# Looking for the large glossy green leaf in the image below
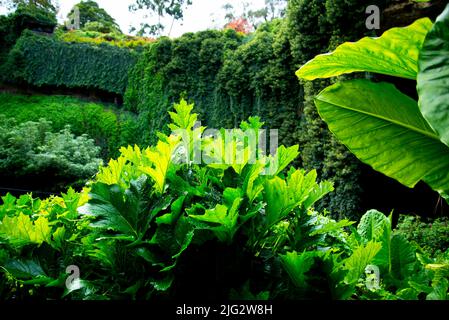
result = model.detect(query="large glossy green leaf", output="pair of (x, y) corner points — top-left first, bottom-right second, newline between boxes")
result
(3, 259), (48, 280)
(418, 4), (449, 146)
(357, 210), (390, 242)
(357, 210), (393, 272)
(297, 18), (433, 80)
(315, 79), (449, 200)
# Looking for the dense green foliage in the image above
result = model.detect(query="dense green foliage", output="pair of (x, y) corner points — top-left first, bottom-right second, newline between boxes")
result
(57, 29), (155, 49)
(1, 103), (448, 300)
(0, 0), (397, 220)
(2, 30), (138, 95)
(0, 116), (102, 192)
(5, 2), (56, 32)
(66, 0), (121, 33)
(396, 216), (449, 257)
(0, 4), (56, 66)
(124, 4), (371, 218)
(124, 28), (243, 141)
(0, 0), (57, 13)
(2, 0), (449, 303)
(0, 93), (140, 159)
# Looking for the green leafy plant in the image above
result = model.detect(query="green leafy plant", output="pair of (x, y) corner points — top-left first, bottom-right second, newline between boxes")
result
(0, 116), (102, 192)
(2, 101), (449, 300)
(0, 92), (140, 159)
(396, 215), (449, 257)
(58, 29), (155, 49)
(296, 4), (449, 203)
(0, 100), (369, 300)
(0, 190), (91, 299)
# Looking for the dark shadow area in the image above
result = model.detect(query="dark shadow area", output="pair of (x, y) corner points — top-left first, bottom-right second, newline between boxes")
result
(359, 164), (449, 226)
(0, 82), (124, 106)
(0, 172), (88, 197)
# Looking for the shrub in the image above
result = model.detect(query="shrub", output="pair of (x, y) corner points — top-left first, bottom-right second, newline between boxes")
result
(9, 4), (57, 34)
(395, 215), (449, 257)
(0, 116), (102, 192)
(57, 29), (155, 50)
(0, 93), (140, 159)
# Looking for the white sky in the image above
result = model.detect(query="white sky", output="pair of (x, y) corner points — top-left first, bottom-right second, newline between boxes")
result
(0, 0), (267, 38)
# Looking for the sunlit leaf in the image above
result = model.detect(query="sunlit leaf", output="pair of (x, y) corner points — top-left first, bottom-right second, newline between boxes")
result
(297, 18), (433, 80)
(315, 79), (449, 200)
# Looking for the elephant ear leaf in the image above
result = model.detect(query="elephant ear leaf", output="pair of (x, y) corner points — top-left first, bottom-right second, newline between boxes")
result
(315, 79), (449, 201)
(357, 210), (389, 242)
(297, 18), (432, 80)
(418, 4), (449, 147)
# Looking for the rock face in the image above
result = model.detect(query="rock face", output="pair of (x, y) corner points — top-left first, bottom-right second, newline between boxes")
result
(381, 0), (447, 31)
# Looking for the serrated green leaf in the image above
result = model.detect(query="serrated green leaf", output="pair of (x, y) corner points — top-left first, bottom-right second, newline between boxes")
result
(242, 163), (265, 203)
(78, 176), (149, 238)
(140, 135), (180, 194)
(264, 177), (288, 226)
(344, 241), (382, 284)
(0, 213), (51, 246)
(168, 99), (197, 131)
(280, 251), (320, 288)
(266, 145), (300, 176)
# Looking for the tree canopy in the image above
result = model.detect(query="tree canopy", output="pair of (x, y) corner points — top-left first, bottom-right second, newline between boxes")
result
(0, 0), (57, 13)
(67, 0), (121, 33)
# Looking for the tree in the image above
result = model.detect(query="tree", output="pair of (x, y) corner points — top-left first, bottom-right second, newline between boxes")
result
(129, 0), (193, 36)
(66, 1), (121, 33)
(223, 3), (235, 23)
(224, 0), (287, 30)
(0, 0), (57, 13)
(265, 0), (287, 20)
